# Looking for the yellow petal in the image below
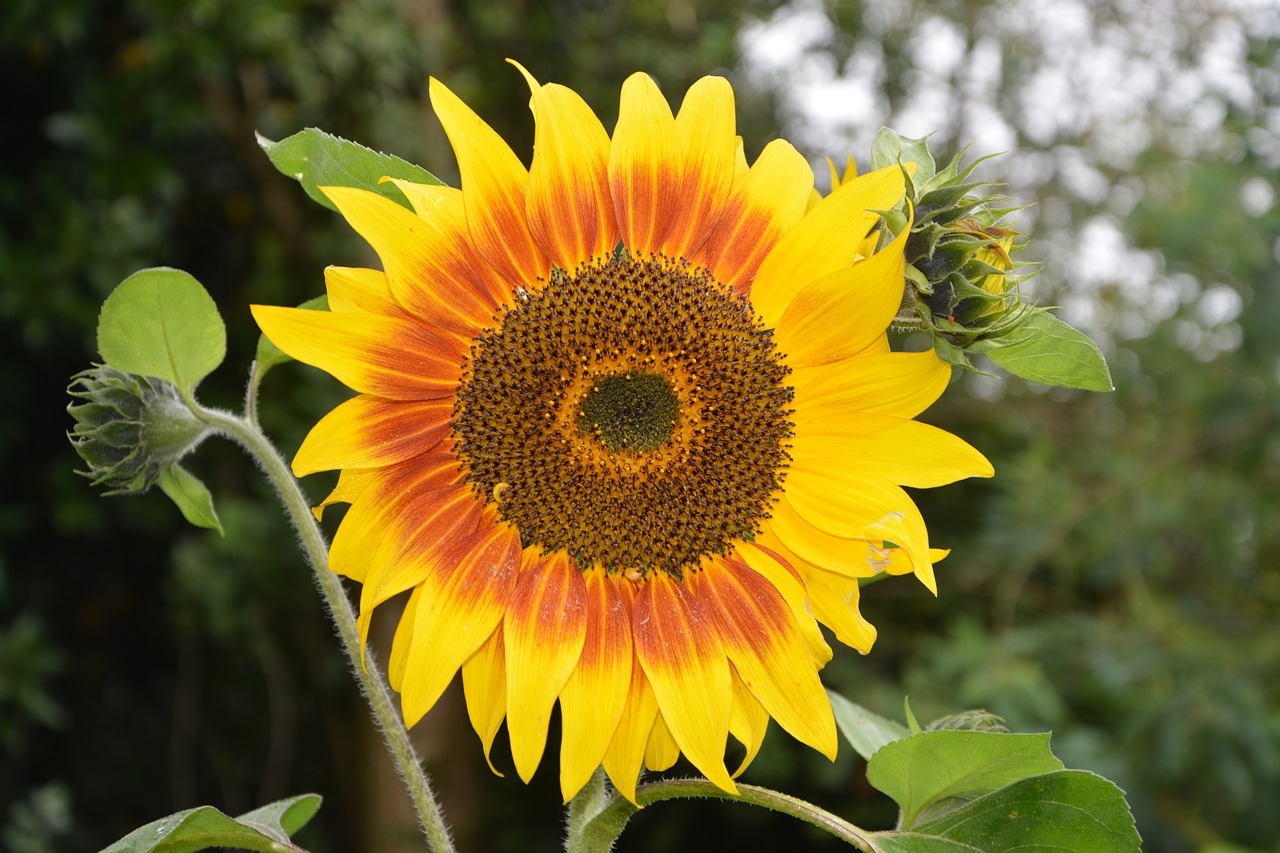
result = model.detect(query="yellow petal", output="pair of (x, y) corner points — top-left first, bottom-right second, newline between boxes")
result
(602, 650), (660, 805)
(633, 573), (736, 794)
(752, 164), (905, 327)
(398, 519), (522, 725)
(763, 500), (888, 579)
(321, 185), (500, 335)
(387, 179), (513, 309)
(250, 305), (464, 401)
(805, 567), (879, 653)
(728, 667), (771, 777)
(609, 72), (680, 254)
(388, 584), (424, 692)
(785, 464), (937, 593)
(504, 551), (588, 782)
(429, 76), (550, 286)
(664, 76), (737, 259)
(735, 541), (832, 666)
(694, 139), (812, 293)
(558, 569), (633, 801)
(644, 713), (680, 772)
(311, 465), (375, 524)
(324, 265), (403, 317)
(352, 483), (482, 645)
(697, 559), (837, 759)
(293, 395), (452, 476)
(790, 350), (952, 423)
(327, 453), (465, 586)
(512, 62), (617, 270)
(792, 412), (994, 488)
(772, 223), (908, 368)
(461, 623), (507, 775)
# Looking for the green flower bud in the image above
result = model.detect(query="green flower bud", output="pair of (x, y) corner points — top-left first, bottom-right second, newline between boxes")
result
(66, 366), (211, 495)
(865, 128), (1038, 367)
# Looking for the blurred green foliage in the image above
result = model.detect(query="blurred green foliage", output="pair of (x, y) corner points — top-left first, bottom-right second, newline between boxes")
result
(3, 0), (1278, 852)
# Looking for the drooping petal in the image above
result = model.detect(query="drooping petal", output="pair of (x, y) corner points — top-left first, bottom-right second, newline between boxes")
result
(504, 551), (589, 783)
(398, 518), (522, 726)
(311, 465), (376, 523)
(696, 559), (837, 759)
(644, 713), (680, 772)
(763, 499), (888, 579)
(728, 667), (771, 777)
(461, 623), (507, 775)
(512, 62), (617, 270)
(293, 396), (452, 476)
(321, 185), (500, 335)
(633, 572), (736, 794)
(609, 72), (680, 254)
(558, 569), (633, 801)
(790, 350), (952, 423)
(388, 584), (424, 692)
(693, 139), (812, 293)
(784, 465), (937, 593)
(251, 305), (464, 400)
(664, 75), (737, 259)
(803, 567), (879, 653)
(602, 650), (660, 805)
(792, 412), (994, 488)
(429, 77), (550, 286)
(772, 223), (909, 368)
(751, 164), (906, 326)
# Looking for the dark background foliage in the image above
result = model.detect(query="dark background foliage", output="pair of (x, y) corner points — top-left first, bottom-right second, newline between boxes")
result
(2, 1), (1277, 851)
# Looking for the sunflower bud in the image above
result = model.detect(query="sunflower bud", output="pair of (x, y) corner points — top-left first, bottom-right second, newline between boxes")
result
(861, 128), (1040, 368)
(66, 365), (211, 495)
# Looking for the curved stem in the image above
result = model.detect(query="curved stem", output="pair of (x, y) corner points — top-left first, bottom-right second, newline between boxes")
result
(581, 777), (880, 852)
(191, 404), (455, 853)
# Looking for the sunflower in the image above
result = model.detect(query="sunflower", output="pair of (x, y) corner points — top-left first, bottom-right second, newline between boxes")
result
(252, 64), (992, 804)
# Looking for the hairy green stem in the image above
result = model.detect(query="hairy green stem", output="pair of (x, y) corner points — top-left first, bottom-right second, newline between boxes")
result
(191, 403), (455, 853)
(580, 777), (879, 852)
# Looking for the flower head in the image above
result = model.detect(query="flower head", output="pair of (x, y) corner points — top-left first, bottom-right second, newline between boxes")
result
(253, 66), (992, 802)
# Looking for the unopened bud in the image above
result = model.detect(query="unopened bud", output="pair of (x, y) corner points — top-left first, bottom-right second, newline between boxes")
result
(66, 366), (211, 495)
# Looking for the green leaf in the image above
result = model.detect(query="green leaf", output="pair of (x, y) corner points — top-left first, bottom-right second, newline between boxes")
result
(828, 691), (911, 761)
(157, 464), (224, 536)
(97, 268), (227, 397)
(236, 794), (323, 839)
(99, 793), (321, 853)
(258, 128), (440, 212)
(867, 730), (1065, 829)
(253, 295), (329, 378)
(985, 310), (1114, 391)
(870, 770), (1141, 853)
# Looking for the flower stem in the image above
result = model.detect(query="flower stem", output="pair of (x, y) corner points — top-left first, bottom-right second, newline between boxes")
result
(579, 777), (880, 852)
(191, 403), (455, 853)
